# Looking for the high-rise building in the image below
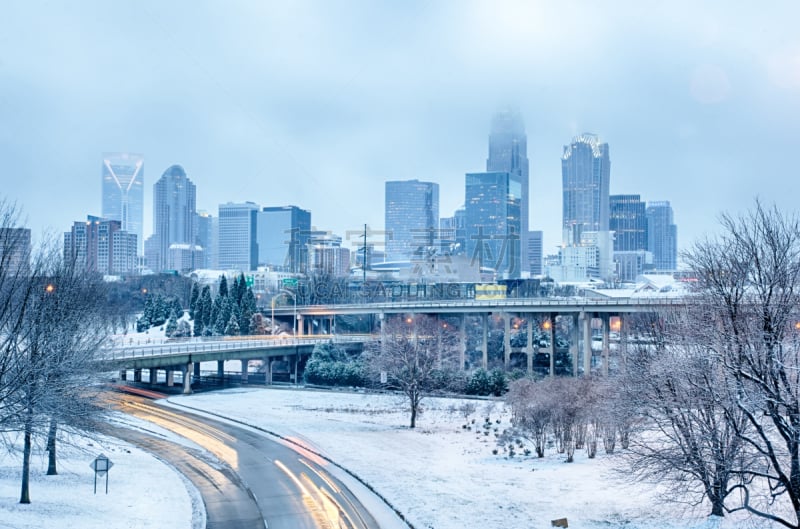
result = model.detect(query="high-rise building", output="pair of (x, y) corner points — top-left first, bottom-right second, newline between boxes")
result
(145, 165), (197, 272)
(610, 194), (647, 252)
(256, 206), (311, 273)
(487, 109), (529, 270)
(308, 231), (351, 277)
(464, 171), (522, 279)
(527, 230), (543, 276)
(195, 210), (217, 269)
(0, 227), (31, 274)
(101, 153), (144, 255)
(562, 134), (610, 245)
(647, 201), (678, 271)
(218, 202), (260, 271)
(64, 216), (137, 275)
(384, 180), (439, 262)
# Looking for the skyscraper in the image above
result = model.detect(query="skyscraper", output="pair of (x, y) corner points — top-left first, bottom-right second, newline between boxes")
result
(609, 194), (647, 251)
(647, 201), (678, 271)
(256, 206), (311, 272)
(487, 109), (529, 270)
(465, 171), (522, 279)
(218, 202), (259, 271)
(527, 230), (543, 276)
(101, 153), (144, 254)
(145, 165), (197, 272)
(384, 180), (439, 262)
(562, 134), (610, 245)
(196, 210), (217, 269)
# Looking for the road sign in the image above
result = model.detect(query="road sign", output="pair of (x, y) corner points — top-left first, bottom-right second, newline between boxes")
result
(282, 278), (298, 288)
(245, 274), (254, 287)
(90, 454), (114, 494)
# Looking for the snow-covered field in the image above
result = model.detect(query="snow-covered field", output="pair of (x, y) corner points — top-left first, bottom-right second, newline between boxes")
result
(0, 430), (203, 529)
(168, 386), (771, 529)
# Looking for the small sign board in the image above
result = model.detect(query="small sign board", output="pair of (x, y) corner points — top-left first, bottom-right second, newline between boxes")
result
(90, 454), (114, 494)
(282, 278), (298, 288)
(380, 371), (388, 384)
(90, 454), (114, 476)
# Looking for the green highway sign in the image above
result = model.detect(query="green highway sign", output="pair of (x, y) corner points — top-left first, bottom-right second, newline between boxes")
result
(282, 278), (298, 288)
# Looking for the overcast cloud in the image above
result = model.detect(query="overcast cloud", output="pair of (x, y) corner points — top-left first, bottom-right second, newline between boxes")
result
(2, 1), (799, 256)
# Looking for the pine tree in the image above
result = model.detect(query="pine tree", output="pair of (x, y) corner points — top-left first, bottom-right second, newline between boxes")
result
(170, 297), (183, 319)
(188, 283), (200, 320)
(199, 286), (213, 330)
(165, 309), (178, 337)
(239, 288), (256, 335)
(219, 274), (229, 298)
(224, 313), (240, 336)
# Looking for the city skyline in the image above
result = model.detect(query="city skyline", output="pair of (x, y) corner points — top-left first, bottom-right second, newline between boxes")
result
(3, 2), (799, 258)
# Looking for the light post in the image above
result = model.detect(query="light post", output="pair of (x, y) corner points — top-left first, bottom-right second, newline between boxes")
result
(271, 289), (297, 336)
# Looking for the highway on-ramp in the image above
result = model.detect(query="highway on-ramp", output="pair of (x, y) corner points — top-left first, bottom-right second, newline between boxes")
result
(103, 390), (386, 529)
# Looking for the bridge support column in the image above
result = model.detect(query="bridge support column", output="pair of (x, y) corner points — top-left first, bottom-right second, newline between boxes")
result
(571, 315), (579, 377)
(296, 314), (303, 336)
(182, 363), (192, 395)
(294, 351), (300, 384)
(119, 370), (127, 381)
(459, 315), (466, 371)
(481, 314), (488, 370)
(503, 314), (511, 370)
(264, 357), (272, 385)
(601, 314), (610, 376)
(149, 368), (157, 384)
(166, 370), (174, 387)
(525, 317), (534, 374)
(548, 313), (556, 377)
(241, 359), (249, 384)
(583, 313), (592, 376)
(134, 369), (142, 383)
(217, 360), (224, 379)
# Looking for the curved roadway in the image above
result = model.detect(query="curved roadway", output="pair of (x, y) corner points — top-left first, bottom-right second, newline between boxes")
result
(104, 391), (385, 529)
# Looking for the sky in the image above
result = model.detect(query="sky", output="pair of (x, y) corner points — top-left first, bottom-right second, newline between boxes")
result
(2, 1), (800, 257)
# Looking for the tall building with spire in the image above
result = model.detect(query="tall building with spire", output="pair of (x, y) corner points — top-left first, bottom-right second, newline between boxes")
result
(486, 109), (530, 272)
(101, 152), (143, 254)
(561, 134), (610, 245)
(144, 165), (198, 272)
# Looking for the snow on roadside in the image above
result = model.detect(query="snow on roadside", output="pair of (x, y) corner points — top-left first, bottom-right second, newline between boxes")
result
(168, 386), (774, 529)
(0, 430), (202, 529)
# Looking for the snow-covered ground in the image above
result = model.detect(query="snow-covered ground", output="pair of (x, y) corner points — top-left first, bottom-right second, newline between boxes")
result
(0, 429), (203, 529)
(169, 386), (772, 529)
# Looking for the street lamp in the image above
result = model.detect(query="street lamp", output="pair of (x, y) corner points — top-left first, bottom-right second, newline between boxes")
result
(271, 289), (297, 336)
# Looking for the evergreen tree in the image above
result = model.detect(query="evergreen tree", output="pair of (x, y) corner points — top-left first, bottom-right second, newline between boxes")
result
(212, 295), (224, 335)
(224, 313), (240, 335)
(188, 283), (200, 320)
(150, 294), (168, 327)
(199, 285), (213, 330)
(165, 309), (178, 337)
(170, 297), (183, 319)
(219, 274), (229, 298)
(175, 320), (191, 338)
(239, 288), (256, 335)
(235, 273), (246, 304)
(143, 295), (154, 322)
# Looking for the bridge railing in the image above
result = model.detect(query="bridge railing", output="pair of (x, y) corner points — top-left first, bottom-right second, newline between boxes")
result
(100, 335), (372, 361)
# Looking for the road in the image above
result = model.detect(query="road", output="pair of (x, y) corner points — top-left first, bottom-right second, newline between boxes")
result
(104, 390), (383, 529)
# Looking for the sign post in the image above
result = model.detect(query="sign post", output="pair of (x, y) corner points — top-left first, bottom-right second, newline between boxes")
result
(90, 454), (114, 494)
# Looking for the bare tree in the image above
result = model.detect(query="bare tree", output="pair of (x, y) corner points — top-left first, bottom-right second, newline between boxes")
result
(0, 215), (111, 504)
(683, 201), (800, 527)
(363, 314), (460, 428)
(506, 378), (554, 458)
(619, 304), (748, 517)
